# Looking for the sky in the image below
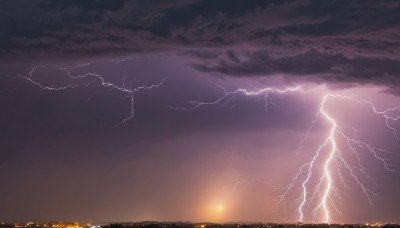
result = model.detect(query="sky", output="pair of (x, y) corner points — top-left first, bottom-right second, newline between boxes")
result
(1, 0), (400, 224)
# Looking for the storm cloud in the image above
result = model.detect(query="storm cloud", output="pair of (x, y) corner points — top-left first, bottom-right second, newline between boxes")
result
(1, 0), (400, 89)
(2, 1), (400, 223)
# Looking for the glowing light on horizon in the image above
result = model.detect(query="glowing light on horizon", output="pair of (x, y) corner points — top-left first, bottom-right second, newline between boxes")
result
(4, 62), (399, 223)
(171, 85), (400, 223)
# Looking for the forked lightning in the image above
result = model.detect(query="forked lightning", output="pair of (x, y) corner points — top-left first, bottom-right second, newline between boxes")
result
(171, 85), (400, 223)
(15, 63), (164, 124)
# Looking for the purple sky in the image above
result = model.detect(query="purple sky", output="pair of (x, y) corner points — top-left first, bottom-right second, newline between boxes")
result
(1, 0), (400, 224)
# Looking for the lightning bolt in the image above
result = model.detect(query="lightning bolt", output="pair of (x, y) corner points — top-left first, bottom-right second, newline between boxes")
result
(171, 85), (400, 223)
(291, 94), (399, 223)
(6, 61), (165, 124)
(168, 85), (303, 111)
(3, 61), (399, 222)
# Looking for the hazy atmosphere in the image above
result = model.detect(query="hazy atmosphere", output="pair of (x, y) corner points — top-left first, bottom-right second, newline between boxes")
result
(1, 0), (400, 225)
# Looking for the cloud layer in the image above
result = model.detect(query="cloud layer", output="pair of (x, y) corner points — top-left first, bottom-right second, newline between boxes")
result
(2, 0), (400, 90)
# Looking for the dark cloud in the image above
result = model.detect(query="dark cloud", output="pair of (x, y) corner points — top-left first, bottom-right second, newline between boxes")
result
(1, 0), (400, 90)
(190, 49), (400, 92)
(39, 0), (128, 11)
(2, 2), (400, 223)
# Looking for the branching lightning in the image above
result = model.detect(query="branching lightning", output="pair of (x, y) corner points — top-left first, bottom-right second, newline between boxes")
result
(3, 61), (399, 223)
(171, 85), (400, 223)
(11, 62), (164, 124)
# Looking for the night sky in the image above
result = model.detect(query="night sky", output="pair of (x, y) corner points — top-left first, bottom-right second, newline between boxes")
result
(1, 0), (400, 224)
